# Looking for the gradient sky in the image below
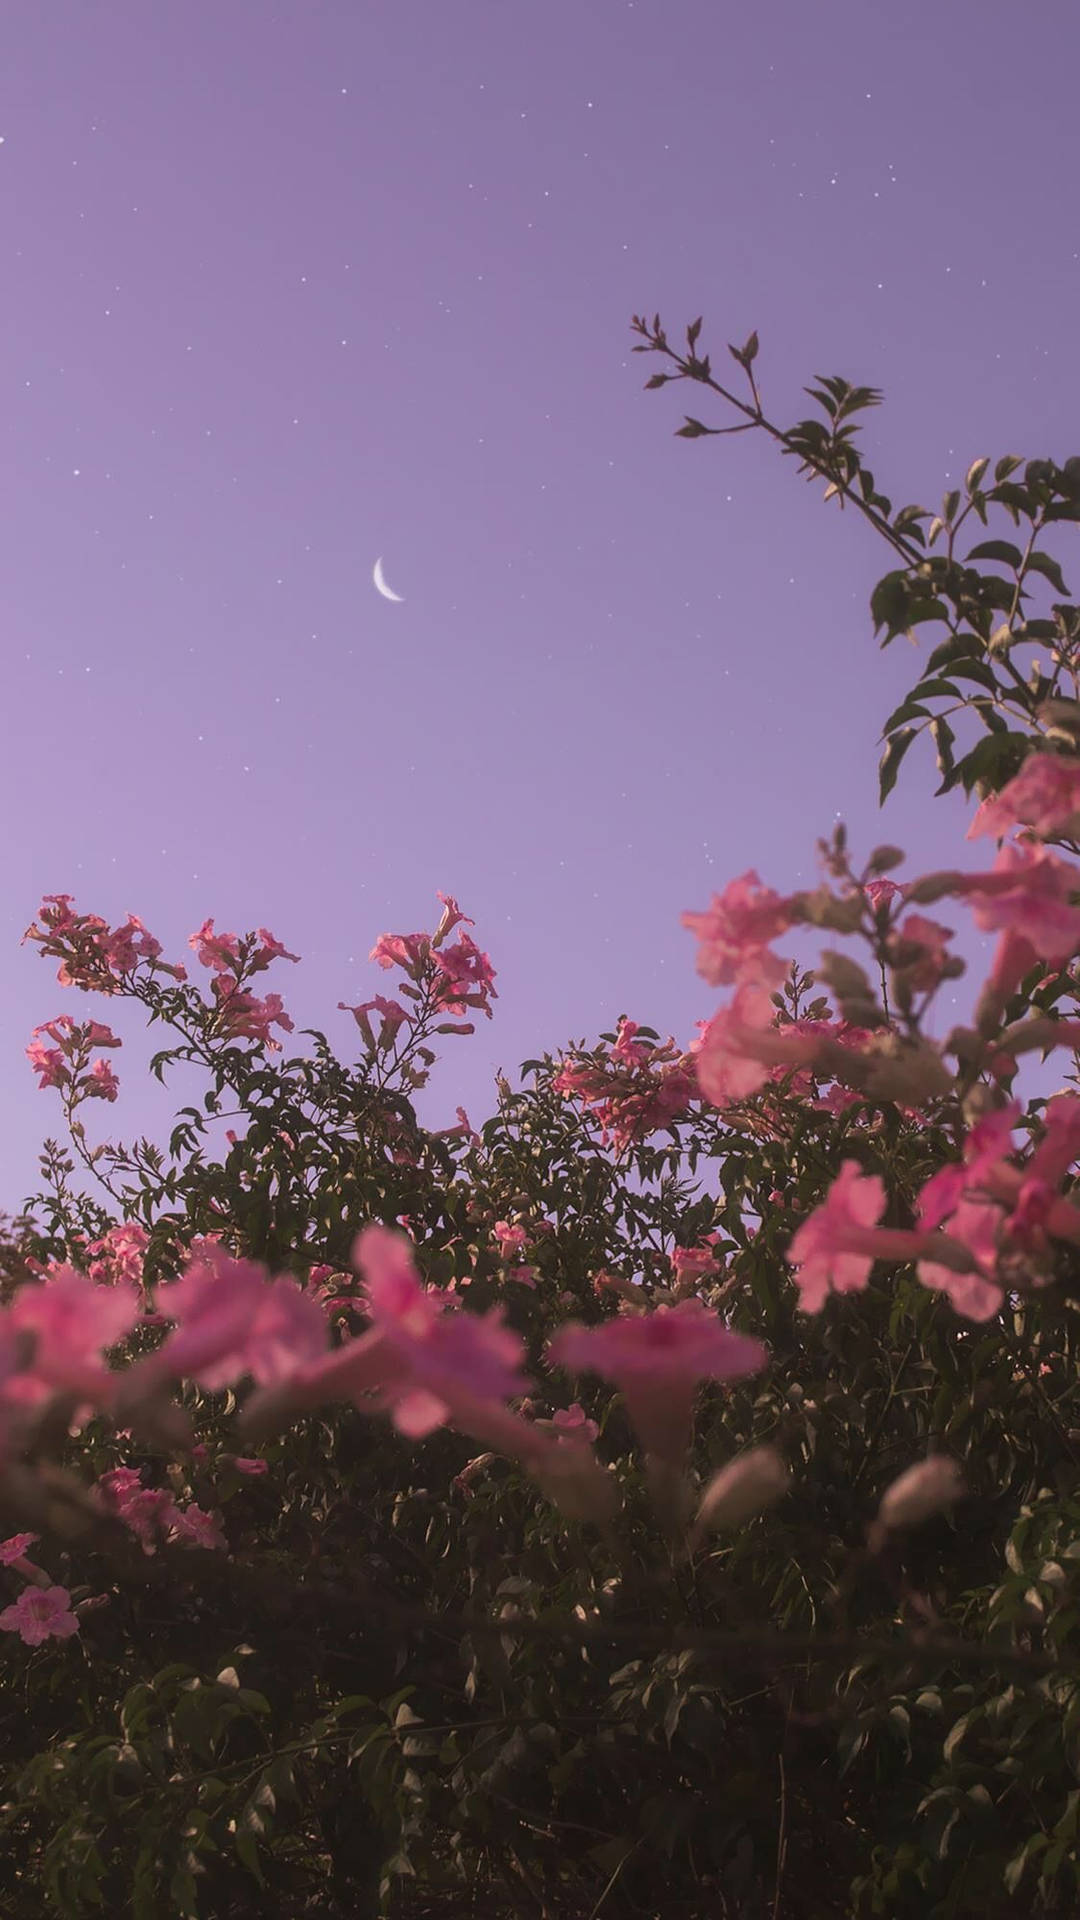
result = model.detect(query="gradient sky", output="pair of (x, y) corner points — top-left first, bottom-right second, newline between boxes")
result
(3, 1), (1079, 1209)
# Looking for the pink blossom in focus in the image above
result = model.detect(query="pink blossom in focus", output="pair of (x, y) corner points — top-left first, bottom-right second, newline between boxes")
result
(611, 1018), (652, 1068)
(338, 996), (410, 1046)
(434, 893), (474, 942)
(968, 752), (1080, 842)
(681, 871), (793, 990)
(549, 1301), (765, 1463)
(431, 933), (498, 1016)
(212, 978), (294, 1050)
(26, 1038), (68, 1091)
(189, 918), (243, 972)
(85, 1058), (119, 1101)
(370, 931), (429, 975)
(249, 928), (300, 972)
(0, 1585), (79, 1646)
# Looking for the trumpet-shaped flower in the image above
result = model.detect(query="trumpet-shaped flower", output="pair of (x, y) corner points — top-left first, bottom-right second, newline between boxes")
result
(549, 1300), (765, 1464)
(0, 1585), (79, 1646)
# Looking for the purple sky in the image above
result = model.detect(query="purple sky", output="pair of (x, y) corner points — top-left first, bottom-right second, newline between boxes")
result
(4, 1), (1079, 1207)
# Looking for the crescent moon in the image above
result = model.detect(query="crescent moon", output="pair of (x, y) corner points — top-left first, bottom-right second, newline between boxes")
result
(373, 557), (405, 603)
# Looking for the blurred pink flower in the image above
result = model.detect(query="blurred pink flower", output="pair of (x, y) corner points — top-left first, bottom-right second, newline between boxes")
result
(787, 1161), (889, 1312)
(917, 1199), (1004, 1320)
(887, 913), (956, 992)
(168, 1503), (226, 1551)
(695, 983), (820, 1108)
(682, 870), (793, 990)
(493, 1221), (528, 1260)
(549, 1300), (765, 1463)
(8, 1266), (140, 1403)
(968, 752), (1080, 842)
(918, 1104), (1020, 1231)
(0, 1532), (40, 1566)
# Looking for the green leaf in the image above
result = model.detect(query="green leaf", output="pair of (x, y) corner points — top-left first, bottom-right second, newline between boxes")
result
(675, 418), (709, 439)
(1026, 550), (1070, 595)
(879, 727), (917, 803)
(931, 715), (956, 789)
(967, 539), (1023, 569)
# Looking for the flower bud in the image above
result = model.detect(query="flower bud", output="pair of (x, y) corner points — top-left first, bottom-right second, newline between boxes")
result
(690, 1446), (790, 1545)
(878, 1457), (964, 1530)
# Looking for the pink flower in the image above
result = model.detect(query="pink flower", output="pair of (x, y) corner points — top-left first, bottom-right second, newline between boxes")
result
(670, 1239), (721, 1286)
(695, 983), (820, 1108)
(917, 1200), (1004, 1321)
(211, 978), (294, 1050)
(1026, 1093), (1080, 1188)
(85, 1221), (150, 1289)
(97, 1466), (143, 1503)
(110, 1487), (177, 1550)
(958, 843), (1080, 1003)
(83, 1022), (121, 1049)
(968, 752), (1080, 842)
(431, 933), (498, 1016)
(0, 1532), (40, 1566)
(143, 1247), (269, 1388)
(242, 1277), (328, 1387)
(370, 931), (429, 975)
(434, 893), (474, 942)
(507, 1265), (539, 1289)
(548, 1301), (765, 1463)
(8, 1266), (141, 1403)
(918, 1104), (1020, 1231)
(264, 1225), (533, 1450)
(0, 1585), (79, 1646)
(189, 918), (243, 972)
(611, 1018), (652, 1068)
(682, 871), (793, 990)
(787, 1162), (889, 1312)
(168, 1503), (226, 1551)
(85, 1058), (119, 1101)
(26, 1038), (68, 1091)
(226, 1455), (268, 1476)
(546, 1403), (600, 1445)
(249, 928), (300, 972)
(493, 1221), (529, 1260)
(864, 878), (905, 911)
(338, 996), (410, 1046)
